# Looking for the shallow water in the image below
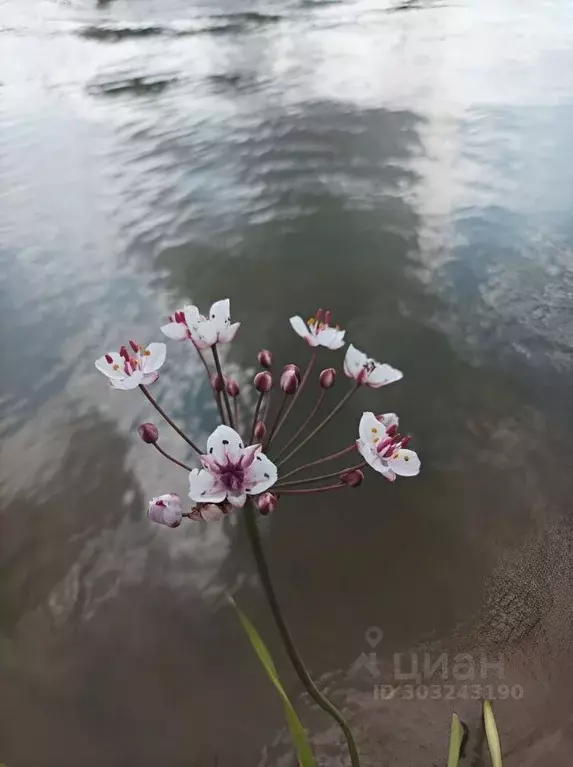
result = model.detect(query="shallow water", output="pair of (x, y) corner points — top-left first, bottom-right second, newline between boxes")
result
(2, 0), (573, 764)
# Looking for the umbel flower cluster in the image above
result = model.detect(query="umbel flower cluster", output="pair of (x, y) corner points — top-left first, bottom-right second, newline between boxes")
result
(96, 300), (420, 527)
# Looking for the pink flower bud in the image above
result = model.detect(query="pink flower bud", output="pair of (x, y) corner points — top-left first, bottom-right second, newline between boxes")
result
(319, 368), (336, 389)
(138, 422), (159, 444)
(226, 379), (240, 398)
(256, 492), (278, 515)
(253, 421), (266, 440)
(254, 371), (273, 393)
(147, 493), (182, 528)
(340, 469), (364, 487)
(210, 373), (225, 392)
(280, 368), (299, 394)
(283, 363), (301, 382)
(257, 349), (273, 369)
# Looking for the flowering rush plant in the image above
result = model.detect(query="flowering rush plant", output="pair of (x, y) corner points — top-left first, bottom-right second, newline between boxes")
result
(96, 299), (420, 766)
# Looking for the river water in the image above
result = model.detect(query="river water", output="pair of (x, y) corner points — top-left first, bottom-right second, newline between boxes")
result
(2, 0), (573, 765)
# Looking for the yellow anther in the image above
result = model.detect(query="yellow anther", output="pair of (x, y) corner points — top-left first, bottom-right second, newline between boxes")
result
(143, 350), (151, 356)
(307, 316), (315, 326)
(371, 427), (378, 434)
(404, 455), (410, 462)
(373, 437), (379, 444)
(112, 364), (120, 370)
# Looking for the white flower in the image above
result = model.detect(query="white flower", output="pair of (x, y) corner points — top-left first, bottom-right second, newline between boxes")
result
(289, 310), (345, 349)
(188, 424), (278, 508)
(343, 344), (402, 388)
(356, 411), (420, 482)
(95, 341), (166, 390)
(161, 298), (240, 349)
(147, 493), (182, 527)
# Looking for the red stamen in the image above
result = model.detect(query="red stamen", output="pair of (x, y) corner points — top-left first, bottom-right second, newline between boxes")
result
(129, 339), (139, 353)
(400, 435), (411, 448)
(119, 346), (129, 361)
(155, 499), (165, 507)
(105, 354), (113, 364)
(315, 308), (323, 324)
(386, 424), (398, 437)
(324, 310), (331, 325)
(376, 437), (393, 453)
(382, 444), (396, 458)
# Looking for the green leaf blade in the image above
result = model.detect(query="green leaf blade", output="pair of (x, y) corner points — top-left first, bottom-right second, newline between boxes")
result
(484, 700), (503, 767)
(230, 597), (316, 767)
(446, 713), (464, 767)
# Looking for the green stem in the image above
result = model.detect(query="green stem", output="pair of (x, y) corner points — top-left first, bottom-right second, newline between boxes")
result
(212, 345), (234, 428)
(243, 502), (361, 767)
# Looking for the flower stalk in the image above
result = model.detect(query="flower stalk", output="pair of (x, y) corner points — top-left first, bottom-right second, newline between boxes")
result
(242, 500), (361, 767)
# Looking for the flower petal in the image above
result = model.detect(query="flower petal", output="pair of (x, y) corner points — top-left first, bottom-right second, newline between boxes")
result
(244, 452), (278, 495)
(227, 491), (247, 508)
(188, 469), (226, 503)
(317, 327), (345, 350)
(239, 443), (262, 470)
(343, 344), (367, 379)
(366, 363), (403, 388)
(387, 449), (421, 477)
(110, 371), (143, 390)
(356, 438), (383, 473)
(142, 342), (166, 373)
(95, 353), (126, 380)
(142, 371), (159, 385)
(289, 316), (312, 342)
(376, 412), (399, 430)
(183, 304), (201, 327)
(218, 322), (240, 344)
(206, 424), (245, 463)
(209, 299), (231, 333)
(161, 321), (188, 341)
(358, 411), (387, 449)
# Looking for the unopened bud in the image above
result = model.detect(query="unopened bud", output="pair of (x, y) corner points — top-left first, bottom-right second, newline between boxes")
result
(253, 421), (266, 440)
(319, 368), (336, 389)
(280, 368), (299, 394)
(147, 493), (182, 528)
(210, 373), (225, 393)
(256, 492), (278, 515)
(226, 379), (240, 398)
(257, 349), (273, 369)
(138, 422), (159, 444)
(340, 469), (364, 487)
(254, 371), (273, 393)
(284, 363), (301, 382)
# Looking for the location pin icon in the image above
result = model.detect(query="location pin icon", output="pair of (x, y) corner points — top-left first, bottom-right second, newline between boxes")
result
(365, 626), (383, 648)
